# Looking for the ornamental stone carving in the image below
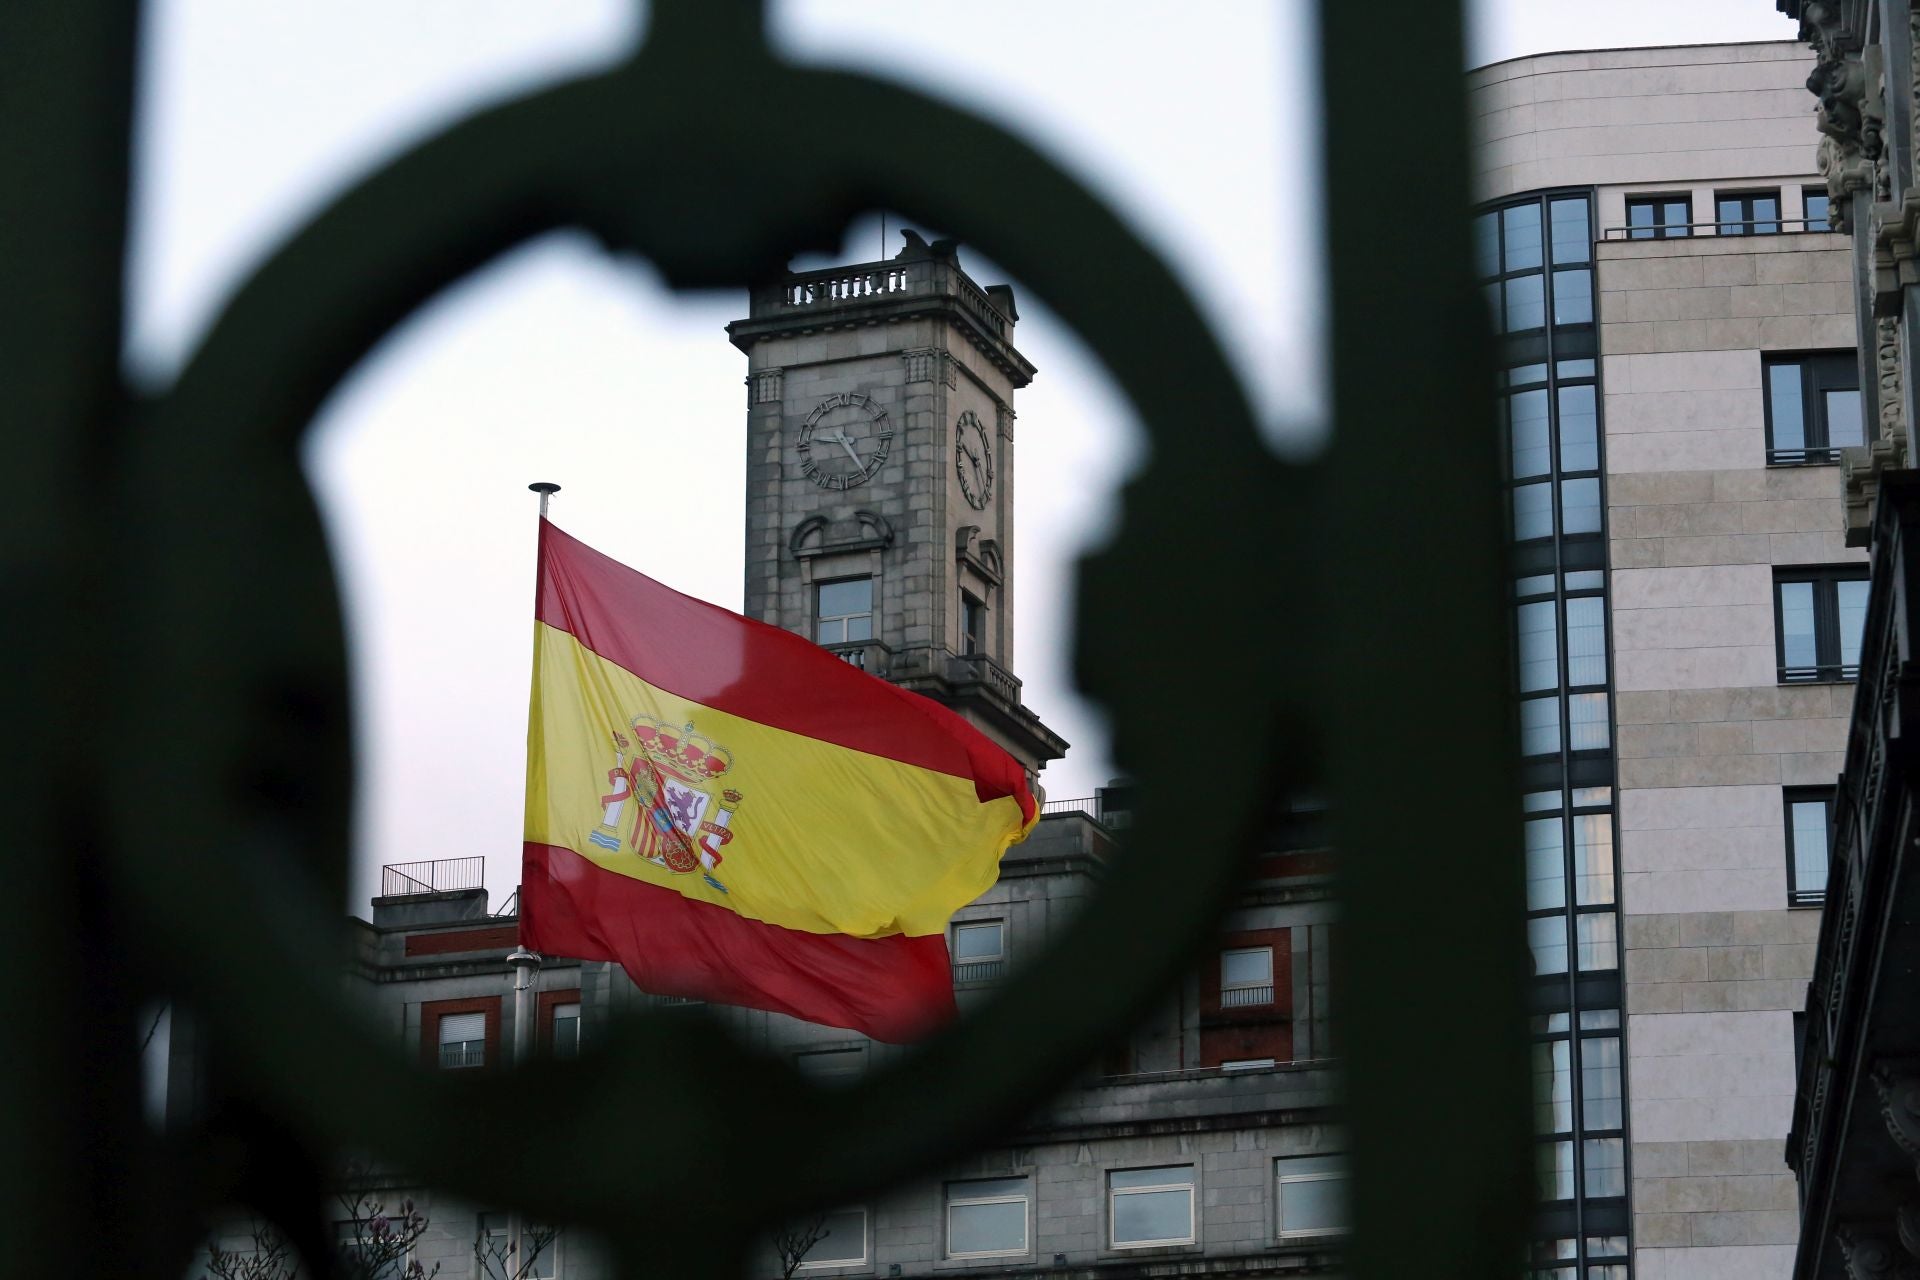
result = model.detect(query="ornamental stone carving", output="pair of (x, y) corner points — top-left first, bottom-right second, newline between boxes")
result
(1843, 316), (1915, 546)
(1803, 1), (1884, 230)
(1899, 1201), (1920, 1262)
(1874, 1066), (1920, 1161)
(1912, 10), (1920, 188)
(1838, 1226), (1920, 1280)
(1879, 315), (1905, 444)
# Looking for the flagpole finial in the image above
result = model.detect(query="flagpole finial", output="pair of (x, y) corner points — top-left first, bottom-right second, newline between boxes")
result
(529, 482), (561, 519)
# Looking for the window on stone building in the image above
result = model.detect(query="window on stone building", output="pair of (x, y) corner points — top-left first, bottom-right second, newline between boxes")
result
(1774, 567), (1870, 682)
(961, 590), (986, 655)
(1220, 946), (1275, 1007)
(478, 1213), (559, 1279)
(951, 920), (1005, 982)
(795, 1208), (867, 1269)
(1715, 188), (1781, 235)
(1803, 187), (1832, 231)
(1785, 786), (1836, 906)
(551, 1002), (580, 1059)
(1275, 1156), (1347, 1239)
(1765, 352), (1863, 464)
(335, 1221), (407, 1280)
(1109, 1166), (1195, 1248)
(814, 577), (873, 644)
(794, 1046), (865, 1085)
(946, 1177), (1029, 1258)
(437, 1011), (485, 1070)
(1624, 195), (1690, 238)
(1536, 1140), (1575, 1201)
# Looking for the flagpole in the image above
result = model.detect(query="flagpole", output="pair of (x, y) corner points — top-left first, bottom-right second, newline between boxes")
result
(515, 476), (557, 1064)
(510, 483), (558, 1275)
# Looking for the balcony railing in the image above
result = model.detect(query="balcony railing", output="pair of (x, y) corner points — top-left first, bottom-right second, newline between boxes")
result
(1598, 216), (1835, 239)
(380, 856), (485, 898)
(1222, 985), (1276, 1009)
(952, 959), (1005, 984)
(824, 639), (891, 675)
(438, 1042), (485, 1070)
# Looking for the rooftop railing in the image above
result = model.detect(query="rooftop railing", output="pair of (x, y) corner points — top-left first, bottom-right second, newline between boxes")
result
(379, 856), (485, 898)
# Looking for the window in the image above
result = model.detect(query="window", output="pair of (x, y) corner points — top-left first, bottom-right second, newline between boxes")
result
(478, 1214), (559, 1280)
(1109, 1166), (1195, 1248)
(1275, 1157), (1347, 1239)
(961, 590), (986, 655)
(796, 1208), (867, 1269)
(1581, 1035), (1623, 1130)
(438, 1011), (485, 1070)
(1774, 567), (1869, 682)
(794, 1047), (865, 1085)
(551, 1002), (580, 1060)
(815, 578), (872, 644)
(1220, 946), (1275, 1007)
(951, 920), (1005, 982)
(1582, 1137), (1625, 1197)
(946, 1177), (1029, 1258)
(1536, 1140), (1575, 1200)
(1476, 198), (1590, 336)
(1804, 186), (1832, 232)
(1625, 195), (1690, 238)
(1785, 786), (1835, 906)
(1715, 189), (1780, 235)
(1766, 352), (1862, 464)
(335, 1222), (406, 1280)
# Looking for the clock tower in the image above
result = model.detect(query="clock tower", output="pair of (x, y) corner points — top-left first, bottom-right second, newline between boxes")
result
(727, 232), (1067, 776)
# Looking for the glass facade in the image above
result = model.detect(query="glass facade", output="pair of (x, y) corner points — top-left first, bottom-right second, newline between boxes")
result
(1477, 190), (1629, 1277)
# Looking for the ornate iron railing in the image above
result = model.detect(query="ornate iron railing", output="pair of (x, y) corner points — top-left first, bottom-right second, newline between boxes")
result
(2, 1), (1525, 1276)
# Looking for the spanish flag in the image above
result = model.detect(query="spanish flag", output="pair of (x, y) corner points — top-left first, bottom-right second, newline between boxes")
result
(521, 520), (1037, 1042)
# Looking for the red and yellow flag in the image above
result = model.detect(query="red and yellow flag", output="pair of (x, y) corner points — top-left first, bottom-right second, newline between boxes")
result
(521, 520), (1037, 1042)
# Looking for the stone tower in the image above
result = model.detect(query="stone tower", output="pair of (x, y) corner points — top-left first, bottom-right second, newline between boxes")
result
(726, 232), (1066, 775)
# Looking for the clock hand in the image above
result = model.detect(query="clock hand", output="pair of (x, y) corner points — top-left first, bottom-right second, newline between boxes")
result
(830, 432), (864, 469)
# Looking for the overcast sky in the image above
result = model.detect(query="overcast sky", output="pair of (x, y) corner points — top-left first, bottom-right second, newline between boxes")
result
(128, 0), (1805, 911)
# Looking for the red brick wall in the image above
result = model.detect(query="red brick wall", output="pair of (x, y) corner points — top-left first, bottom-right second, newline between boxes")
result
(1198, 927), (1292, 1066)
(536, 988), (581, 1053)
(404, 924), (520, 957)
(420, 995), (502, 1071)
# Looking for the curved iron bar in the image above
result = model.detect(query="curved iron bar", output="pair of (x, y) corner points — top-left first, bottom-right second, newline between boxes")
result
(109, 1), (1305, 1273)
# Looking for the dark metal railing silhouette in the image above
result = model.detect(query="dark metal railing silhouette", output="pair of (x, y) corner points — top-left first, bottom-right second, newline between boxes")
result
(0, 1), (1526, 1276)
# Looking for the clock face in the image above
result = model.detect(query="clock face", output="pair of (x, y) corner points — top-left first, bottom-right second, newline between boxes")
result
(955, 409), (994, 509)
(797, 393), (892, 490)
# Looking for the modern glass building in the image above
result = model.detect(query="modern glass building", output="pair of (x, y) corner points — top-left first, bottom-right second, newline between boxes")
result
(1472, 40), (1864, 1280)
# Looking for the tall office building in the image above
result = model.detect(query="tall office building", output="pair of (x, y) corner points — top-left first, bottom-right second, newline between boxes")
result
(1472, 39), (1859, 1280)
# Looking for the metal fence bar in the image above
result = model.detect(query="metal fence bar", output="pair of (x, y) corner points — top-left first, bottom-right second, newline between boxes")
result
(1319, 3), (1530, 1277)
(0, 0), (1536, 1275)
(2, 3), (152, 1276)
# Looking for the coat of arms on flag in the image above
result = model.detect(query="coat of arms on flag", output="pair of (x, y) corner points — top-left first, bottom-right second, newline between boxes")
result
(590, 717), (740, 894)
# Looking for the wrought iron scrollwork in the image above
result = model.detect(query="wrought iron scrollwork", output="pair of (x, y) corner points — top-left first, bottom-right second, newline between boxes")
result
(5, 0), (1525, 1276)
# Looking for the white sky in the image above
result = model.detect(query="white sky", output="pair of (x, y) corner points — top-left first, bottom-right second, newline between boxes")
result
(127, 0), (1803, 911)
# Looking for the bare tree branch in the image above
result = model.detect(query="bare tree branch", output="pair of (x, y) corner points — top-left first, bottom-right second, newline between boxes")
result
(773, 1214), (831, 1280)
